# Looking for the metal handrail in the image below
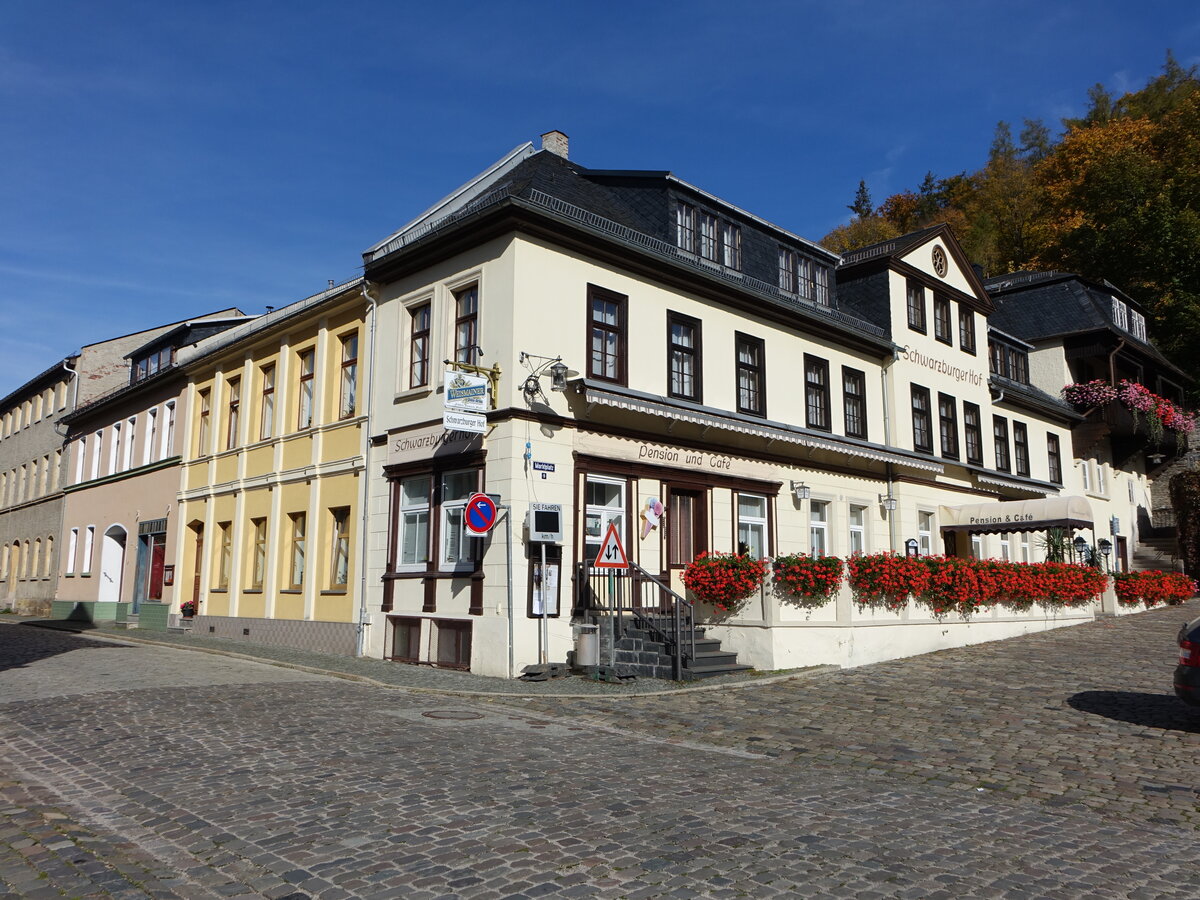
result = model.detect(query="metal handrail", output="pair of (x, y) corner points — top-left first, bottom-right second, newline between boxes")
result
(575, 561), (696, 680)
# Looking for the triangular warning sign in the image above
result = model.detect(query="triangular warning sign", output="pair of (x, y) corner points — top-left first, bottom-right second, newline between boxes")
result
(593, 522), (629, 569)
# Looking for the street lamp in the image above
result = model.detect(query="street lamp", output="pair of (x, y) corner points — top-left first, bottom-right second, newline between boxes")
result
(1073, 535), (1089, 563)
(790, 480), (811, 501)
(878, 492), (897, 511)
(1098, 538), (1112, 573)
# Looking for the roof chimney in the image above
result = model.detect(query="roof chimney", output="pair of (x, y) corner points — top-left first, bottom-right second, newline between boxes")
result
(540, 130), (569, 159)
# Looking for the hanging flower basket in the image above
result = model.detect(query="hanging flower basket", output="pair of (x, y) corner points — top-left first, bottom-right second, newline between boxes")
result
(772, 554), (843, 608)
(681, 552), (767, 614)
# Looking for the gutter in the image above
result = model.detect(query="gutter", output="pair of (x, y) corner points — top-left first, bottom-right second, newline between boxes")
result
(356, 282), (380, 658)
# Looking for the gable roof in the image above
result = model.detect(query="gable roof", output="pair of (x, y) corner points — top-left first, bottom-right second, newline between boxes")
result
(837, 223), (994, 313)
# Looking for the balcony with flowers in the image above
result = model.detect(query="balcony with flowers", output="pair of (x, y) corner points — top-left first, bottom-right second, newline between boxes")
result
(1061, 379), (1196, 464)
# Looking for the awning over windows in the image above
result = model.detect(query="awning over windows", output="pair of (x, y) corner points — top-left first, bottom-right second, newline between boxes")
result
(583, 384), (945, 473)
(938, 496), (1094, 535)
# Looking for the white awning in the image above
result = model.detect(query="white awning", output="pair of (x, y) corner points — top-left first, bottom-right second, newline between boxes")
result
(939, 496), (1094, 535)
(584, 386), (944, 473)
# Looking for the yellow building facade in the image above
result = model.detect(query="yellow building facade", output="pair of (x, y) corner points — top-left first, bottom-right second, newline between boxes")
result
(177, 280), (368, 654)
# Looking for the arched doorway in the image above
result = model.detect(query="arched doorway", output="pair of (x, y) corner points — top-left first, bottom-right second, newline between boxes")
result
(99, 525), (127, 604)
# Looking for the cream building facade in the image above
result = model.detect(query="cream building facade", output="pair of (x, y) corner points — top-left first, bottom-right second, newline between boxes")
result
(357, 134), (1170, 677)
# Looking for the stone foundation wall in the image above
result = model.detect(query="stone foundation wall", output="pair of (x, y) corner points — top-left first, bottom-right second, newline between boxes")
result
(190, 616), (358, 657)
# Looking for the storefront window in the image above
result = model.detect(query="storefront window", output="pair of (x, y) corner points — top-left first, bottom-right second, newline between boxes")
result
(439, 469), (478, 569)
(584, 476), (626, 566)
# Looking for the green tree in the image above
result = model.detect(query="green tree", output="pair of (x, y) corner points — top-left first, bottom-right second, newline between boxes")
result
(848, 180), (874, 217)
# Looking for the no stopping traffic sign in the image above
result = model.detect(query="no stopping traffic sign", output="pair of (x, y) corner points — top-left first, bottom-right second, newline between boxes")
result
(464, 493), (498, 535)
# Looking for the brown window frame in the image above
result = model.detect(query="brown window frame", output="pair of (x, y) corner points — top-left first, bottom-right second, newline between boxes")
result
(804, 355), (830, 432)
(409, 302), (431, 388)
(435, 620), (472, 670)
(338, 331), (358, 420)
(938, 393), (959, 460)
(586, 284), (628, 385)
(387, 615), (423, 662)
(297, 348), (315, 430)
(667, 485), (708, 569)
(225, 376), (240, 450)
(933, 294), (952, 345)
(259, 364), (275, 441)
(911, 385), (933, 453)
(667, 311), (702, 402)
(1013, 421), (1030, 477)
(842, 366), (867, 439)
(329, 506), (351, 589)
(1047, 433), (1063, 484)
(964, 401), (983, 465)
(453, 285), (479, 366)
(906, 279), (926, 333)
(735, 333), (766, 417)
(288, 511), (306, 590)
(249, 516), (267, 590)
(959, 303), (976, 354)
(196, 389), (211, 455)
(993, 416), (1011, 472)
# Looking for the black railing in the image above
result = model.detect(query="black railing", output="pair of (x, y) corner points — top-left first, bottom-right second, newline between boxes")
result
(575, 562), (696, 680)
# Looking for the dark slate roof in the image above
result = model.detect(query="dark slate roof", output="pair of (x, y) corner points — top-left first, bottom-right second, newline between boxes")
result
(838, 225), (943, 267)
(365, 149), (891, 346)
(984, 271), (1182, 375)
(990, 374), (1081, 423)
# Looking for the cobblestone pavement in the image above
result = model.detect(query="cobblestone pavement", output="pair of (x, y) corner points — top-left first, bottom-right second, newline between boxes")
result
(1, 605), (1198, 898)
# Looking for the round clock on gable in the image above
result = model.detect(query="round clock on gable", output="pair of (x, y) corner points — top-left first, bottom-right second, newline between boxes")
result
(932, 245), (948, 278)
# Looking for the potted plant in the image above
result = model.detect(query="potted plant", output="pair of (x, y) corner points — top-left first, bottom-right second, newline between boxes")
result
(846, 553), (930, 612)
(180, 599), (198, 619)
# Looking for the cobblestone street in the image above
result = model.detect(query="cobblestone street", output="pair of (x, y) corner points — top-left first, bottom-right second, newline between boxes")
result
(2, 604), (1198, 898)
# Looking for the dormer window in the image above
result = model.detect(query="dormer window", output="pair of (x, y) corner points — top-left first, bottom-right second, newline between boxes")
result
(778, 248), (797, 293)
(131, 346), (175, 384)
(721, 222), (741, 270)
(676, 203), (696, 254)
(1111, 297), (1129, 331)
(1131, 310), (1147, 341)
(987, 339), (1029, 385)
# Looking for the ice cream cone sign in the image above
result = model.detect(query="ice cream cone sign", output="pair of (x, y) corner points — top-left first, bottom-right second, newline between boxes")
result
(640, 497), (664, 539)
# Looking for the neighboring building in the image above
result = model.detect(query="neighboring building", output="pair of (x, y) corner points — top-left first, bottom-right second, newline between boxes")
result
(0, 320), (219, 615)
(176, 280), (368, 655)
(984, 270), (1193, 571)
(356, 133), (1127, 676)
(56, 313), (251, 625)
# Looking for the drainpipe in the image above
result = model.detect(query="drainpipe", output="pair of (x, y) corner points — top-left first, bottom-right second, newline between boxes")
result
(1108, 338), (1127, 387)
(881, 346), (899, 552)
(51, 358), (79, 439)
(355, 281), (379, 657)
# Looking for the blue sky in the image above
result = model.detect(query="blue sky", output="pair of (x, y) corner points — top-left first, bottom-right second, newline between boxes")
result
(1, 1), (1197, 397)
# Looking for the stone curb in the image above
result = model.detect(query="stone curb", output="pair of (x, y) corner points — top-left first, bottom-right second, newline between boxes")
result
(1, 617), (838, 700)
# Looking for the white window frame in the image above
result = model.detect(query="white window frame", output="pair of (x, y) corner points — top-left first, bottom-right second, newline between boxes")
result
(809, 500), (830, 557)
(918, 510), (935, 556)
(396, 475), (431, 571)
(1095, 461), (1106, 496)
(999, 532), (1011, 561)
(109, 423), (121, 475)
(1131, 310), (1147, 341)
(970, 534), (983, 559)
(82, 525), (95, 574)
(584, 475), (626, 569)
(144, 408), (158, 465)
(123, 416), (136, 471)
(163, 401), (176, 458)
(848, 503), (868, 556)
(1081, 459), (1092, 492)
(1112, 298), (1129, 331)
(439, 468), (479, 572)
(736, 493), (769, 560)
(1021, 533), (1031, 563)
(66, 527), (78, 575)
